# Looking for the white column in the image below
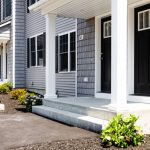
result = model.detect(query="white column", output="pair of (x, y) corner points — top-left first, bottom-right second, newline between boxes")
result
(111, 0), (128, 106)
(44, 13), (57, 99)
(3, 43), (7, 81)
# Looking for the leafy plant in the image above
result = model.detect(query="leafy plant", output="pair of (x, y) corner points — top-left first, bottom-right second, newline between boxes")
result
(25, 95), (42, 112)
(3, 81), (13, 91)
(100, 114), (144, 148)
(10, 89), (27, 100)
(0, 84), (10, 94)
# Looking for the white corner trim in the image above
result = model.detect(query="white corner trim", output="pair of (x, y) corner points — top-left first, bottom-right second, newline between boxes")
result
(12, 0), (16, 88)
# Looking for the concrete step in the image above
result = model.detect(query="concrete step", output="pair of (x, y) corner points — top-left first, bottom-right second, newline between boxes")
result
(43, 99), (116, 120)
(32, 105), (108, 133)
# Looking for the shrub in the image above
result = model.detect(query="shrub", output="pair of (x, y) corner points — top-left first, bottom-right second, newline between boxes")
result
(3, 81), (13, 91)
(10, 89), (27, 100)
(100, 114), (144, 148)
(0, 84), (10, 94)
(25, 95), (42, 112)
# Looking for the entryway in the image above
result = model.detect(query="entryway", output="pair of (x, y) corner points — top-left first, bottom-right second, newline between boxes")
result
(101, 16), (111, 93)
(134, 4), (150, 95)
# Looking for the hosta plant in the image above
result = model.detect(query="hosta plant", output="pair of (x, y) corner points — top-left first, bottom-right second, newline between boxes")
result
(100, 114), (144, 148)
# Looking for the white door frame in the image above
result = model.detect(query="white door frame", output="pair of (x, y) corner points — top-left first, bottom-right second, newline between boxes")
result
(95, 1), (150, 103)
(95, 12), (111, 99)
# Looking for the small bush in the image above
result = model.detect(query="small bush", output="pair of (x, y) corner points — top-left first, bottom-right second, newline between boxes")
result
(25, 95), (42, 112)
(0, 84), (10, 94)
(3, 81), (13, 91)
(10, 89), (27, 100)
(100, 114), (144, 148)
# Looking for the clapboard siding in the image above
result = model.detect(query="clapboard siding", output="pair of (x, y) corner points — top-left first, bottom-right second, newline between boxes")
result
(25, 1), (76, 96)
(14, 0), (26, 88)
(77, 18), (95, 96)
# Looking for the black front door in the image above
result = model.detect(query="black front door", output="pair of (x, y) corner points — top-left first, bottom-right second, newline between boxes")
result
(135, 4), (150, 95)
(101, 16), (111, 93)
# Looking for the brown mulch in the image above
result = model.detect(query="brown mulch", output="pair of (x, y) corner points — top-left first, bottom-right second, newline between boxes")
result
(0, 94), (26, 114)
(11, 136), (150, 150)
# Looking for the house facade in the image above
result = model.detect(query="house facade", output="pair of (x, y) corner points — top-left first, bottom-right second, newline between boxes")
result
(1, 0), (150, 132)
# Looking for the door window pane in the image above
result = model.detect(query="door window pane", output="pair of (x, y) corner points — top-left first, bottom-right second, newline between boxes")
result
(104, 21), (111, 38)
(138, 10), (150, 31)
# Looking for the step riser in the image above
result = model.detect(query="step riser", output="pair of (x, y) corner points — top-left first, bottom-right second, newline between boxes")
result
(32, 106), (102, 133)
(43, 100), (116, 120)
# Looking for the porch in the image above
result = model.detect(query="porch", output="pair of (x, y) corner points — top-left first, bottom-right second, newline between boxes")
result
(30, 0), (150, 133)
(33, 97), (150, 134)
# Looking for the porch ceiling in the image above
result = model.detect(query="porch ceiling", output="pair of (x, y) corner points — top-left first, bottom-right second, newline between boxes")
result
(0, 30), (10, 43)
(30, 0), (146, 19)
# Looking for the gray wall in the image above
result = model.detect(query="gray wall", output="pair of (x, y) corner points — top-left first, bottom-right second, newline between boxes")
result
(77, 18), (95, 96)
(14, 0), (26, 88)
(26, 2), (76, 96)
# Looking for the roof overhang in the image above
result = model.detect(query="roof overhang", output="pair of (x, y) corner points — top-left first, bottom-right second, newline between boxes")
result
(0, 22), (11, 43)
(29, 0), (149, 19)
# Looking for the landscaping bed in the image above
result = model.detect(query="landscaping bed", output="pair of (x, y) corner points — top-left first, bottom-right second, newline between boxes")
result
(11, 135), (150, 150)
(0, 94), (26, 114)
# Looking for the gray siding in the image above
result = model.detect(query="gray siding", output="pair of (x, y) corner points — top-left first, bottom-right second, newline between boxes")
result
(77, 18), (95, 96)
(26, 2), (76, 96)
(14, 0), (26, 88)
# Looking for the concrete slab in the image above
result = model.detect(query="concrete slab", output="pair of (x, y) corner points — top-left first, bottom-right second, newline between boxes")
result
(0, 113), (97, 150)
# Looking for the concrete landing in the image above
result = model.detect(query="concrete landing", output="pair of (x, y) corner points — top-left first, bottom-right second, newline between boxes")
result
(33, 97), (150, 134)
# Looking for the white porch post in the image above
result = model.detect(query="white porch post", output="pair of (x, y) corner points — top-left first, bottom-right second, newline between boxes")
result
(44, 13), (57, 99)
(3, 43), (6, 81)
(111, 0), (128, 106)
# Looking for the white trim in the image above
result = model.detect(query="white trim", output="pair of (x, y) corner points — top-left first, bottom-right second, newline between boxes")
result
(58, 30), (76, 73)
(12, 0), (16, 88)
(138, 9), (150, 31)
(28, 33), (45, 67)
(0, 21), (11, 28)
(103, 20), (111, 39)
(75, 18), (77, 97)
(95, 12), (111, 97)
(28, 32), (44, 39)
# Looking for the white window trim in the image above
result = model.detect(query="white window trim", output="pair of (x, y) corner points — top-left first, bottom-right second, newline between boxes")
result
(138, 9), (150, 31)
(103, 20), (111, 39)
(58, 30), (76, 73)
(29, 32), (45, 68)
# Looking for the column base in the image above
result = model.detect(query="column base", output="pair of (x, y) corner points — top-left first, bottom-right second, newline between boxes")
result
(44, 94), (58, 99)
(107, 103), (128, 112)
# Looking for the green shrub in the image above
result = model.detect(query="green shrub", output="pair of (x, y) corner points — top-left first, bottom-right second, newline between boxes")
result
(10, 89), (27, 100)
(100, 114), (144, 148)
(18, 94), (27, 105)
(0, 84), (10, 94)
(25, 95), (42, 112)
(3, 81), (13, 91)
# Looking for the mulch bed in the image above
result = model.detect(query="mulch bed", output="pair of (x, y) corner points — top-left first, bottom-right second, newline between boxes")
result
(11, 136), (150, 150)
(0, 94), (26, 114)
(0, 94), (149, 150)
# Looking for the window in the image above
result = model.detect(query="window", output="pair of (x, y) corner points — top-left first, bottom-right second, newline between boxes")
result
(57, 31), (76, 72)
(3, 0), (11, 19)
(138, 9), (150, 31)
(27, 33), (46, 68)
(103, 21), (111, 38)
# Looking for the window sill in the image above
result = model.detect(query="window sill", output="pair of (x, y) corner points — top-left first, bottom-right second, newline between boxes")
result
(58, 71), (76, 74)
(28, 66), (45, 69)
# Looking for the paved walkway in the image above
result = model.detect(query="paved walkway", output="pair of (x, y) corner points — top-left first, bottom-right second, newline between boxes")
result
(0, 113), (97, 150)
